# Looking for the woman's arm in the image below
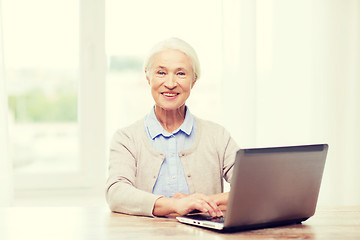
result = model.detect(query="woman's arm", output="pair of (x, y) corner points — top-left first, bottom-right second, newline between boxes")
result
(106, 128), (161, 217)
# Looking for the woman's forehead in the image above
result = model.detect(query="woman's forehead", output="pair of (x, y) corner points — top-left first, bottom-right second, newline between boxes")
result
(151, 49), (193, 69)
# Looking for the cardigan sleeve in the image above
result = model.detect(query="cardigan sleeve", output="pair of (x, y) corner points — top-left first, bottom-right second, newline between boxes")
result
(105, 128), (161, 217)
(194, 118), (239, 187)
(217, 125), (239, 185)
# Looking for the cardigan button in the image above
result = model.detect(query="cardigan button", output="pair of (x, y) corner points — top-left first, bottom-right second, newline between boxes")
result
(187, 174), (191, 178)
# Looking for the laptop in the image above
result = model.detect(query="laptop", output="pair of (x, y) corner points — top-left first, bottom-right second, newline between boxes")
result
(176, 144), (328, 232)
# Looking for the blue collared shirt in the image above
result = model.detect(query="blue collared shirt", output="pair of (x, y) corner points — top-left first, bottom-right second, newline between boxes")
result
(144, 106), (196, 198)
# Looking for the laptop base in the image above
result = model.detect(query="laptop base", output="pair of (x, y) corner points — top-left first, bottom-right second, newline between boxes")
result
(221, 218), (308, 233)
(177, 215), (308, 232)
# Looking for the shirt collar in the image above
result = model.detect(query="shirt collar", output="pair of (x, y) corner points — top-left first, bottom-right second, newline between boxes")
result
(145, 106), (194, 139)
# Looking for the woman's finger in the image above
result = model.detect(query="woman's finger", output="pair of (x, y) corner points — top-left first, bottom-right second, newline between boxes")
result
(194, 199), (220, 218)
(194, 195), (223, 217)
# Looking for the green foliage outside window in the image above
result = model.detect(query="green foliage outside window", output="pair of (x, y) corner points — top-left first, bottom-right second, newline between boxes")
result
(8, 88), (77, 122)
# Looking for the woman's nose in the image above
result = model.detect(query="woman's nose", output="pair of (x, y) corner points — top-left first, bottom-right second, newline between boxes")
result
(164, 75), (177, 89)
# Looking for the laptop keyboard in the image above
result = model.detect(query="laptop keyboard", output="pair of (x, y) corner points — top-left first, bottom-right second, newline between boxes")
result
(209, 216), (225, 223)
(186, 214), (225, 223)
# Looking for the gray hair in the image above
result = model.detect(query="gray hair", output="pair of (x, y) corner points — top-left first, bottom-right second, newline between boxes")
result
(144, 38), (201, 82)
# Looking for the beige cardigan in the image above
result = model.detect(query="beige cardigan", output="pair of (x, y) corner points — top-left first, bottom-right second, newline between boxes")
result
(105, 117), (239, 217)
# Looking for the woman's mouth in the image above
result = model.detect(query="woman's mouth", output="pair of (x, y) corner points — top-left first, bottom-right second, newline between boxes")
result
(162, 92), (179, 97)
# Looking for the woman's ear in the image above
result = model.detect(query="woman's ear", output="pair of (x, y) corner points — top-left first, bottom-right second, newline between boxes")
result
(191, 78), (196, 89)
(145, 70), (151, 85)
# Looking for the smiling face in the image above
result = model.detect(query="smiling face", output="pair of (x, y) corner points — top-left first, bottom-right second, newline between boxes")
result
(146, 49), (195, 112)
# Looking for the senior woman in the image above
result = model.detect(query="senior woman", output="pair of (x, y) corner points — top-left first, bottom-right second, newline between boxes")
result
(106, 38), (239, 217)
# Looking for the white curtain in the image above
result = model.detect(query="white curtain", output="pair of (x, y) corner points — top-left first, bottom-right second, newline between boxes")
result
(0, 0), (12, 207)
(222, 0), (360, 205)
(318, 0), (360, 205)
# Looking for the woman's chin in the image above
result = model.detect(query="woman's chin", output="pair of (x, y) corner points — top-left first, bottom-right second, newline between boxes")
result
(155, 103), (186, 112)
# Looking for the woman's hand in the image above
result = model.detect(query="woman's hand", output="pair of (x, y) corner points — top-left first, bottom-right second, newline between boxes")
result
(172, 192), (230, 211)
(153, 193), (223, 217)
(171, 192), (188, 199)
(173, 193), (223, 217)
(209, 192), (229, 211)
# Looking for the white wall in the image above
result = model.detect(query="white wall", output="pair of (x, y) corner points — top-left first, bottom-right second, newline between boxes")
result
(318, 0), (360, 205)
(223, 0), (360, 205)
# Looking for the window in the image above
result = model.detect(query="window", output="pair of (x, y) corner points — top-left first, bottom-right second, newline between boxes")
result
(3, 0), (79, 182)
(4, 0), (106, 190)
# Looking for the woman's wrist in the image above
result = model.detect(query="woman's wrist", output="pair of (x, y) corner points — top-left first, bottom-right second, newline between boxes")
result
(153, 197), (177, 216)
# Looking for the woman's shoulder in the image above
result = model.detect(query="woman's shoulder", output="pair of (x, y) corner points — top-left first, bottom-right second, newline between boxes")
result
(194, 117), (239, 156)
(195, 117), (231, 139)
(195, 117), (227, 132)
(123, 118), (145, 131)
(111, 118), (145, 141)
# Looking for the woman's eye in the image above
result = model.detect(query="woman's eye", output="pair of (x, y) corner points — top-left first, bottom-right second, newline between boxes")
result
(157, 71), (166, 75)
(177, 72), (185, 76)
